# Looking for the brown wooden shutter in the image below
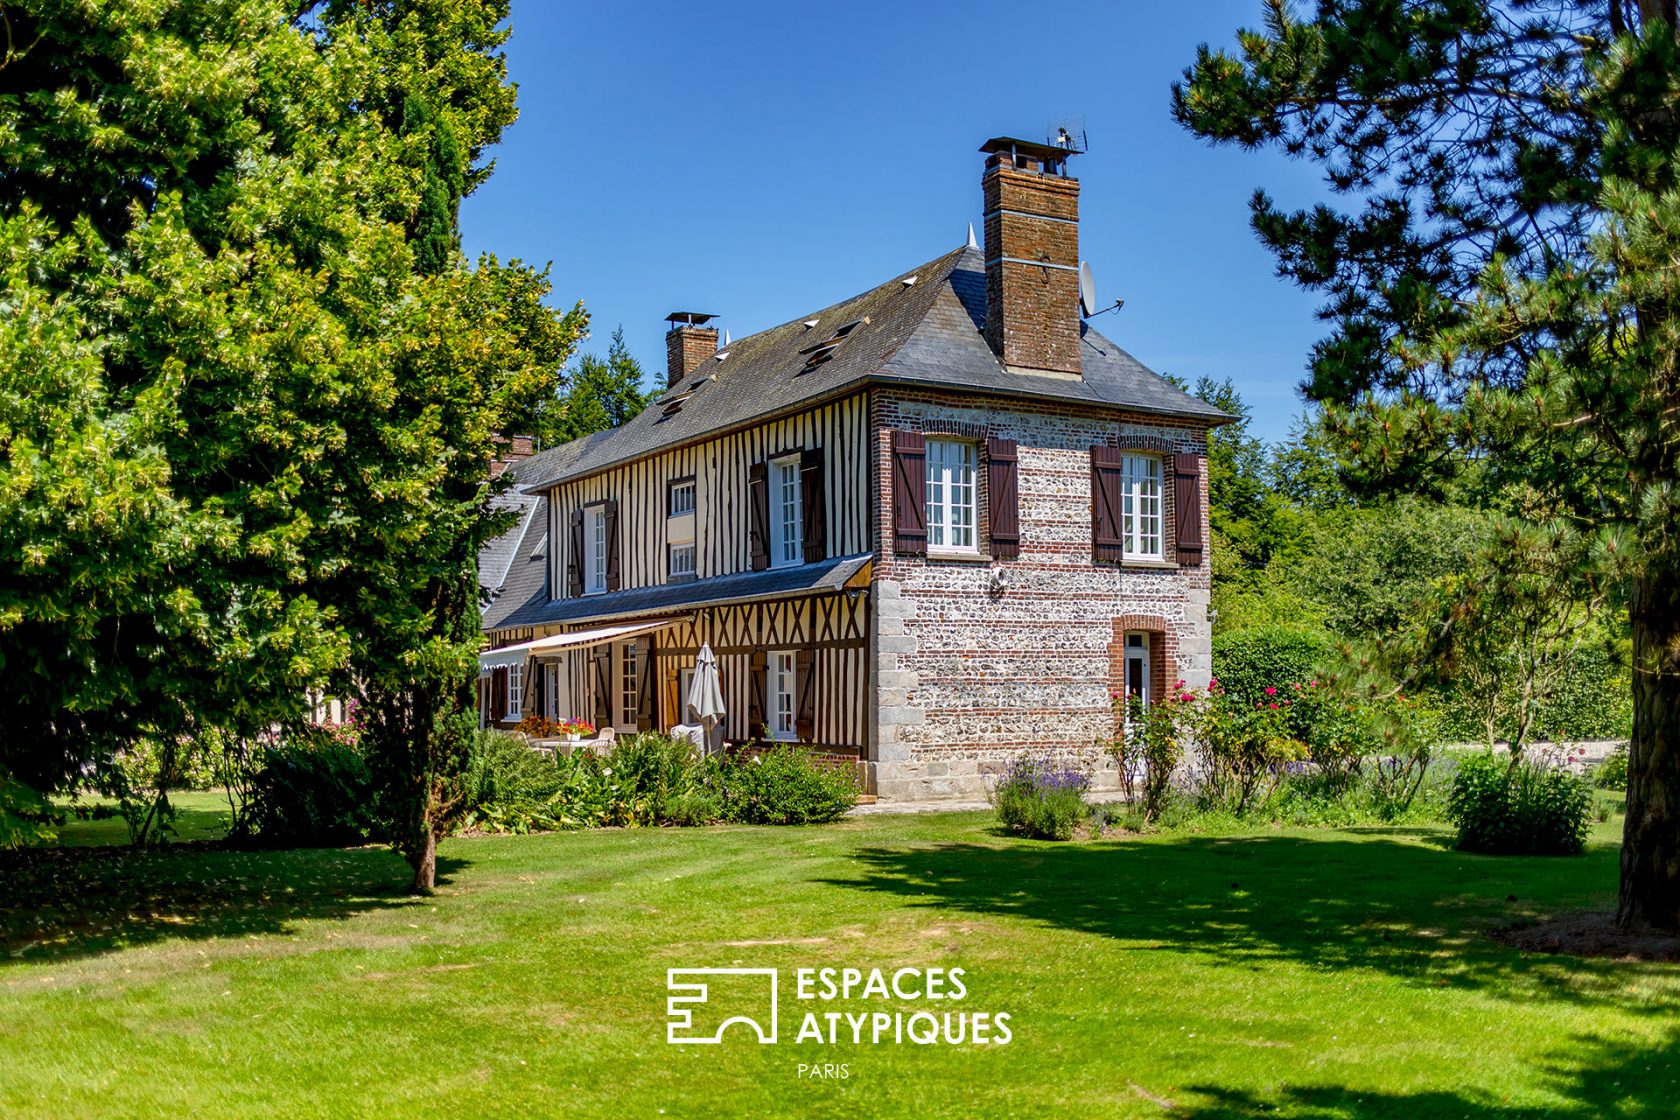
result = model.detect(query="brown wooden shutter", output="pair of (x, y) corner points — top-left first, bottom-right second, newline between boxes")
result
(795, 647), (816, 742)
(748, 462), (770, 571)
(985, 438), (1020, 560)
(1091, 446), (1125, 564)
(746, 650), (767, 739)
(592, 644), (613, 729)
(891, 430), (927, 555)
(603, 499), (621, 591)
(567, 509), (585, 597)
(1173, 452), (1204, 566)
(492, 667), (508, 720)
(635, 636), (658, 731)
(800, 447), (826, 563)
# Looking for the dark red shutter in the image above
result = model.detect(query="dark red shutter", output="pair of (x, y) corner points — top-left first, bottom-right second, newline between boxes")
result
(592, 645), (613, 729)
(492, 667), (508, 720)
(800, 447), (827, 563)
(795, 647), (816, 742)
(1091, 447), (1125, 564)
(985, 438), (1020, 560)
(748, 462), (770, 571)
(567, 509), (584, 597)
(747, 650), (767, 739)
(603, 499), (621, 591)
(891, 430), (927, 555)
(636, 636), (658, 731)
(1173, 452), (1204, 566)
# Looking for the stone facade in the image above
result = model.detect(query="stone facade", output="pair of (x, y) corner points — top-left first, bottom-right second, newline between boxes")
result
(868, 387), (1214, 801)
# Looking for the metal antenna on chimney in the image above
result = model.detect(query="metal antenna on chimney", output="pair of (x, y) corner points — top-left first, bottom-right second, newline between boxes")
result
(1047, 117), (1088, 155)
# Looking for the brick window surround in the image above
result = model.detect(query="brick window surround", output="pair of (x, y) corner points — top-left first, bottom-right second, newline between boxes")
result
(1108, 615), (1177, 731)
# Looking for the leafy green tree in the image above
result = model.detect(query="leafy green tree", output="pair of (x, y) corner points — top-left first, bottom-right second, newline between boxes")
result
(1176, 1), (1680, 928)
(0, 2), (354, 809)
(518, 326), (650, 448)
(0, 2), (581, 884)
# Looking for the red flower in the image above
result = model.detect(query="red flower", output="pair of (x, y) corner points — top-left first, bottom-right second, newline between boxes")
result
(1264, 687), (1278, 696)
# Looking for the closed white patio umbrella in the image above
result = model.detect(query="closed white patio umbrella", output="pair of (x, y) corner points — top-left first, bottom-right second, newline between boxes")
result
(686, 642), (727, 756)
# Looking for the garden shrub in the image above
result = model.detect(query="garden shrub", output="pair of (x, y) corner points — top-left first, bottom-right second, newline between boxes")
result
(246, 725), (376, 846)
(1595, 745), (1629, 791)
(1446, 751), (1592, 855)
(990, 756), (1089, 840)
(463, 730), (565, 831)
(718, 745), (859, 825)
(1193, 690), (1304, 815)
(1109, 691), (1187, 820)
(1211, 627), (1333, 706)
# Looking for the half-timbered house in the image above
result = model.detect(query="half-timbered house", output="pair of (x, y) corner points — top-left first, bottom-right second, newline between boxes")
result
(479, 136), (1229, 800)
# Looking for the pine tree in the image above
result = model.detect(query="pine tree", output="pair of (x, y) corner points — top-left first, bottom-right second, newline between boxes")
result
(1176, 0), (1680, 929)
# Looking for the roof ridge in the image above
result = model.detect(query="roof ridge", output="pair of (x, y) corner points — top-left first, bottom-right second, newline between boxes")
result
(712, 244), (970, 361)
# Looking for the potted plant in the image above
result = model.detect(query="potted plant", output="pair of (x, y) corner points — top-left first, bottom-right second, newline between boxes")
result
(559, 718), (595, 744)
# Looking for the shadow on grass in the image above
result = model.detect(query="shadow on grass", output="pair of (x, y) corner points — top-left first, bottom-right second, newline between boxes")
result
(0, 842), (468, 966)
(827, 830), (1680, 1013)
(1180, 1026), (1680, 1118)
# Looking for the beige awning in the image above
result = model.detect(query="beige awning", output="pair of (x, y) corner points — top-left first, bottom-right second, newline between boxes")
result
(478, 616), (684, 674)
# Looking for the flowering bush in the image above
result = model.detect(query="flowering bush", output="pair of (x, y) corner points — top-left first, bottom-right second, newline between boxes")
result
(990, 755), (1090, 840)
(1193, 686), (1305, 815)
(1109, 683), (1194, 820)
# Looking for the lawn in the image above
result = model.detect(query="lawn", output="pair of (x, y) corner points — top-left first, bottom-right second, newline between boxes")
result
(1, 804), (1675, 1119)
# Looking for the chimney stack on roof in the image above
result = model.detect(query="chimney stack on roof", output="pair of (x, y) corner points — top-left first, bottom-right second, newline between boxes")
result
(665, 312), (719, 388)
(980, 137), (1082, 379)
(489, 433), (536, 480)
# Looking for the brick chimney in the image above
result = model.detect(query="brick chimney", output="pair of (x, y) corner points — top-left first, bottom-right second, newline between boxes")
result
(980, 137), (1082, 378)
(489, 433), (535, 479)
(665, 312), (719, 388)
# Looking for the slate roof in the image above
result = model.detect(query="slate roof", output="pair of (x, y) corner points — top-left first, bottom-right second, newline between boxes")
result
(479, 490), (548, 632)
(478, 491), (541, 597)
(492, 553), (873, 632)
(519, 245), (1229, 492)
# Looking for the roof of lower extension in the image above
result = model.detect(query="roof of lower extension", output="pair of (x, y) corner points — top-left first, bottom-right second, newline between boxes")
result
(480, 489), (549, 632)
(519, 245), (1231, 492)
(493, 554), (873, 633)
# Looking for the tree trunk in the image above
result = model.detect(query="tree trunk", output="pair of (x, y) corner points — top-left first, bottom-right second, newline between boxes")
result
(411, 825), (437, 895)
(1618, 572), (1680, 931)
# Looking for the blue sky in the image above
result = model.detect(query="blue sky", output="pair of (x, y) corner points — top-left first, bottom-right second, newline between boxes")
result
(460, 1), (1333, 445)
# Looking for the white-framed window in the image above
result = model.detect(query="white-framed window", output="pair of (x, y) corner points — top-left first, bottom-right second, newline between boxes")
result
(668, 478), (697, 516)
(925, 437), (977, 552)
(584, 505), (607, 594)
(669, 542), (696, 579)
(770, 650), (797, 740)
(620, 641), (639, 730)
(770, 456), (803, 568)
(506, 663), (523, 720)
(1121, 454), (1163, 560)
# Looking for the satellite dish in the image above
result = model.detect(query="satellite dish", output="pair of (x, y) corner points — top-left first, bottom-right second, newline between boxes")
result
(1078, 261), (1097, 318)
